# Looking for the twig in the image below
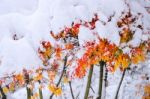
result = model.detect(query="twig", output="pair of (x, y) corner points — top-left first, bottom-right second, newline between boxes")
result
(76, 92), (80, 99)
(49, 56), (67, 99)
(69, 81), (75, 99)
(90, 86), (95, 93)
(115, 69), (126, 99)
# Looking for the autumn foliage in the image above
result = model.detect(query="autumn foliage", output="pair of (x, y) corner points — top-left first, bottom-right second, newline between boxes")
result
(0, 12), (149, 99)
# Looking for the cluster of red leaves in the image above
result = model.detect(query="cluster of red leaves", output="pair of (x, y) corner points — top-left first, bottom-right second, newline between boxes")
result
(50, 23), (80, 40)
(117, 12), (137, 43)
(38, 41), (52, 66)
(50, 14), (99, 40)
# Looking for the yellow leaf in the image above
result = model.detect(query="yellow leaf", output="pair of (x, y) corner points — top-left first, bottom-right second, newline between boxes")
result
(131, 54), (145, 64)
(144, 85), (150, 94)
(44, 48), (52, 59)
(114, 59), (120, 71)
(3, 87), (9, 94)
(33, 92), (39, 98)
(9, 82), (15, 91)
(48, 85), (62, 96)
(31, 96), (35, 99)
(63, 76), (69, 83)
(34, 73), (43, 81)
(121, 54), (130, 70)
(48, 85), (55, 93)
(120, 28), (133, 43)
(54, 87), (62, 96)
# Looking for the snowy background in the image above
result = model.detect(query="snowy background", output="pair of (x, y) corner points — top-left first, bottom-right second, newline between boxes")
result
(0, 0), (149, 99)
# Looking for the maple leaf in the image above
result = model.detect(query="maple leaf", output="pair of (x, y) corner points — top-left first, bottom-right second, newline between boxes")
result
(131, 54), (145, 64)
(42, 41), (51, 49)
(3, 87), (9, 94)
(55, 47), (62, 58)
(120, 28), (133, 43)
(63, 76), (69, 83)
(131, 48), (146, 64)
(75, 65), (86, 78)
(144, 84), (150, 94)
(54, 88), (62, 96)
(48, 71), (56, 81)
(34, 73), (43, 81)
(14, 74), (25, 85)
(121, 54), (130, 70)
(117, 20), (124, 28)
(9, 82), (15, 92)
(48, 85), (62, 96)
(70, 25), (80, 37)
(114, 54), (130, 71)
(75, 58), (88, 78)
(65, 43), (74, 49)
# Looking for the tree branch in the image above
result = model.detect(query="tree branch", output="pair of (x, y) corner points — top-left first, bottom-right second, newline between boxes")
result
(49, 56), (67, 99)
(69, 81), (75, 99)
(115, 69), (126, 99)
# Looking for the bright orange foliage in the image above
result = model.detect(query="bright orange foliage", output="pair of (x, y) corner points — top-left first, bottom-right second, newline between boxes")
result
(131, 43), (147, 64)
(14, 74), (24, 85)
(65, 43), (74, 49)
(114, 54), (131, 72)
(75, 35), (148, 77)
(143, 84), (150, 99)
(75, 38), (122, 78)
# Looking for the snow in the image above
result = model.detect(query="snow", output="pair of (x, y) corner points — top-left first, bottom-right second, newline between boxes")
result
(0, 37), (42, 76)
(0, 0), (149, 99)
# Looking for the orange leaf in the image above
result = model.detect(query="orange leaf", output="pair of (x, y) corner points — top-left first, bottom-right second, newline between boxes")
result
(65, 43), (74, 49)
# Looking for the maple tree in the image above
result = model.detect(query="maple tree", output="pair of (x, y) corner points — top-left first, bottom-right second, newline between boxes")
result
(0, 11), (149, 99)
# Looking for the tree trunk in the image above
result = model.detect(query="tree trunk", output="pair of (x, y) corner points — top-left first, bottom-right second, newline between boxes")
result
(84, 65), (94, 99)
(98, 61), (105, 99)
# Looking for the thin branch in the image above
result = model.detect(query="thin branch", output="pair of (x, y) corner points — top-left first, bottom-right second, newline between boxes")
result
(69, 81), (75, 99)
(115, 69), (126, 99)
(49, 56), (67, 99)
(76, 92), (80, 99)
(90, 86), (95, 93)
